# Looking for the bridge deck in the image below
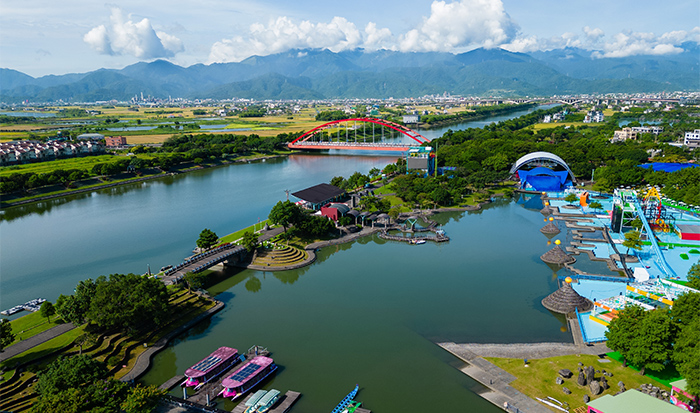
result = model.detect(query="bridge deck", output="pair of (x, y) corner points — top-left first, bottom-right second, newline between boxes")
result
(289, 142), (413, 151)
(161, 244), (246, 284)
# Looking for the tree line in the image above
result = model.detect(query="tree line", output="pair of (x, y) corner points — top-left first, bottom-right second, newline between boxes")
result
(605, 263), (700, 403)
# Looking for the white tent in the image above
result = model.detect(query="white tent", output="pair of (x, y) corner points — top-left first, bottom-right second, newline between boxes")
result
(633, 267), (650, 283)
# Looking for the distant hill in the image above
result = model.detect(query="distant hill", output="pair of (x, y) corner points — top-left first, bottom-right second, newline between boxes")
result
(1, 46), (698, 102)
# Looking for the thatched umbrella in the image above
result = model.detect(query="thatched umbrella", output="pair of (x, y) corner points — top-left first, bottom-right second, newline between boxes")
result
(540, 222), (561, 235)
(542, 277), (593, 314)
(540, 245), (576, 265)
(540, 205), (553, 216)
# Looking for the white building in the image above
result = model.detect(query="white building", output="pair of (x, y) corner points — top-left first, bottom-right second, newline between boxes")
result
(612, 128), (638, 143)
(631, 126), (663, 135)
(684, 129), (700, 149)
(402, 114), (420, 124)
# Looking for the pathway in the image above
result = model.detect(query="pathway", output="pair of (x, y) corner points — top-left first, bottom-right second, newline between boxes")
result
(0, 322), (76, 362)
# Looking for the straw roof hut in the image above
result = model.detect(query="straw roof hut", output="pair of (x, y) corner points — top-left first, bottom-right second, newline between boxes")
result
(540, 222), (561, 235)
(542, 279), (593, 314)
(540, 245), (576, 265)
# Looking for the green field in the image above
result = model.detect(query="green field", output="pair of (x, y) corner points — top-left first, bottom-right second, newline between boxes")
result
(487, 353), (677, 412)
(0, 155), (121, 177)
(8, 311), (65, 345)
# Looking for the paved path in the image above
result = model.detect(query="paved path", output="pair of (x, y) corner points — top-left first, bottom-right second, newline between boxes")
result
(120, 298), (225, 382)
(0, 322), (76, 362)
(439, 342), (611, 360)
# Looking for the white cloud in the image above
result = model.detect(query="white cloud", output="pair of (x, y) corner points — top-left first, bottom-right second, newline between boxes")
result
(592, 30), (690, 58)
(398, 0), (517, 52)
(209, 0), (517, 62)
(209, 16), (366, 62)
(503, 26), (698, 57)
(84, 8), (183, 59)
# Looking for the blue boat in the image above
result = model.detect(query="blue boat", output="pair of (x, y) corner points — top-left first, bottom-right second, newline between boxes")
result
(331, 385), (359, 413)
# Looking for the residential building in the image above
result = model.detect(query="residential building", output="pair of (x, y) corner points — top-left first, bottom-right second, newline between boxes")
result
(631, 126), (663, 135)
(611, 128), (638, 142)
(105, 136), (128, 147)
(402, 114), (420, 124)
(684, 129), (700, 149)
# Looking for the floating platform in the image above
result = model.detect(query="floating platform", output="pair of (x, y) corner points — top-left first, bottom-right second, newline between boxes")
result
(230, 390), (301, 413)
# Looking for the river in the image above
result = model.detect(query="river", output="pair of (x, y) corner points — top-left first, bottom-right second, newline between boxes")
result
(0, 105), (565, 412)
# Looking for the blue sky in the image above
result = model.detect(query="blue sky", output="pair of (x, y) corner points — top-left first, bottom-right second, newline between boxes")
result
(1, 0), (698, 77)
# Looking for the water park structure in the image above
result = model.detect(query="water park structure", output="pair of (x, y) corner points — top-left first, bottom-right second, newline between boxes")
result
(510, 151), (576, 192)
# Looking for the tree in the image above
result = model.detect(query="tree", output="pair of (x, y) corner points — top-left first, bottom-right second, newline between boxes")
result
(241, 231), (259, 253)
(671, 292), (700, 327)
(589, 201), (603, 212)
(605, 305), (645, 367)
(75, 332), (99, 356)
(35, 355), (109, 396)
(196, 228), (218, 250)
(268, 200), (302, 233)
(55, 279), (96, 325)
(0, 319), (15, 351)
(121, 385), (167, 413)
(688, 261), (700, 290)
(564, 193), (578, 205)
(40, 301), (56, 322)
(627, 308), (677, 375)
(88, 273), (169, 333)
(622, 230), (643, 255)
(183, 271), (206, 293)
(673, 317), (700, 399)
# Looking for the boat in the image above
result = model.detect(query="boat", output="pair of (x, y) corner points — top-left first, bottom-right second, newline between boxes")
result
(331, 385), (359, 413)
(243, 389), (269, 413)
(1, 298), (46, 316)
(414, 239), (426, 245)
(341, 401), (362, 413)
(181, 346), (242, 390)
(256, 389), (281, 413)
(219, 355), (277, 400)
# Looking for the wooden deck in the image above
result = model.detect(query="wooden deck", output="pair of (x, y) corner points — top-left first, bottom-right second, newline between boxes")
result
(159, 375), (185, 391)
(230, 390), (301, 413)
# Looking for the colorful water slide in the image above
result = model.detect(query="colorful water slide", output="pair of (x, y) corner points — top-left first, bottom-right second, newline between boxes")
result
(631, 197), (677, 278)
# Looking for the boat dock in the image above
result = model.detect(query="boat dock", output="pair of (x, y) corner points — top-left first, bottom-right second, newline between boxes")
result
(231, 390), (301, 413)
(159, 375), (185, 391)
(168, 346), (271, 407)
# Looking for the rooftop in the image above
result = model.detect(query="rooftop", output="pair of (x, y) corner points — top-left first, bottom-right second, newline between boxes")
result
(292, 183), (345, 204)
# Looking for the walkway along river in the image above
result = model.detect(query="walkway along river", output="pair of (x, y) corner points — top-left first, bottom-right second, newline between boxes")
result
(1, 105), (562, 412)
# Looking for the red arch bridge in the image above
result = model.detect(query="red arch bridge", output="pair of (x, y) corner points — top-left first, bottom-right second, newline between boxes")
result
(288, 118), (431, 152)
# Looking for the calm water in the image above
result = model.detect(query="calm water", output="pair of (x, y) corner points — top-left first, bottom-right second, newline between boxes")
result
(0, 154), (397, 310)
(0, 106), (570, 412)
(140, 199), (571, 412)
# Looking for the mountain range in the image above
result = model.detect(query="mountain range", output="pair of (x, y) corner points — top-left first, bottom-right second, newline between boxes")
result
(1, 45), (698, 103)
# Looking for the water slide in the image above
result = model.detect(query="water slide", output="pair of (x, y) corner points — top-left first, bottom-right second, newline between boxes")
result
(631, 197), (677, 278)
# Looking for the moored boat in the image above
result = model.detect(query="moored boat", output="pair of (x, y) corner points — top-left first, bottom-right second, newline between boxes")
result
(243, 389), (269, 413)
(256, 389), (281, 413)
(219, 355), (277, 400)
(341, 401), (362, 413)
(331, 385), (359, 413)
(182, 346), (241, 390)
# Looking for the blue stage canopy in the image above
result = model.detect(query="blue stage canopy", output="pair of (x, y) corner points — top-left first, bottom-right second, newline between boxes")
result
(637, 163), (699, 173)
(518, 167), (571, 191)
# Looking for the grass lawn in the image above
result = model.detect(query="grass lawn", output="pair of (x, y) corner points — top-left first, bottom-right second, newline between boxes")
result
(0, 326), (84, 370)
(8, 312), (65, 345)
(218, 220), (271, 244)
(0, 155), (120, 177)
(529, 122), (588, 131)
(487, 354), (674, 411)
(605, 352), (681, 387)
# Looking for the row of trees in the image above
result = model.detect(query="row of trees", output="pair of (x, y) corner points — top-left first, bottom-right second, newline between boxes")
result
(55, 274), (170, 334)
(606, 263), (700, 400)
(32, 355), (165, 412)
(420, 103), (537, 125)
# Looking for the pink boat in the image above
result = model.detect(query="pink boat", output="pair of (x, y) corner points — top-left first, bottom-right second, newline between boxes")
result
(218, 355), (277, 400)
(182, 347), (240, 389)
